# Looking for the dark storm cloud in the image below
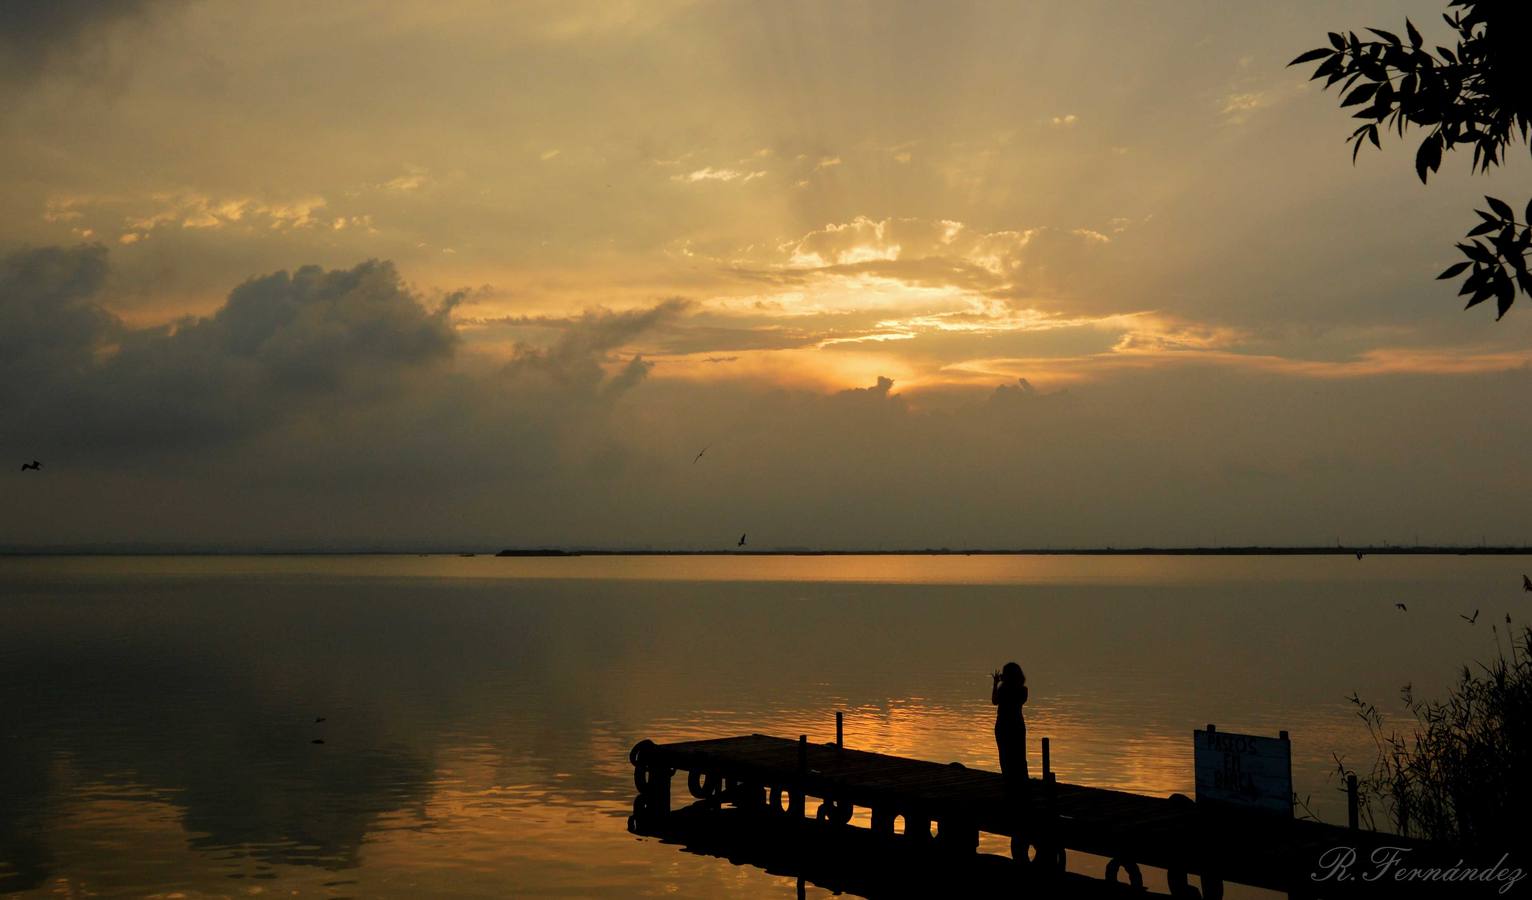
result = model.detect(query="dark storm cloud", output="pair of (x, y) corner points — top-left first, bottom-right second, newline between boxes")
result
(97, 261), (458, 447)
(504, 298), (687, 393)
(0, 0), (175, 81)
(600, 354), (654, 397)
(0, 248), (458, 452)
(0, 243), (119, 377)
(0, 244), (695, 513)
(188, 260), (457, 385)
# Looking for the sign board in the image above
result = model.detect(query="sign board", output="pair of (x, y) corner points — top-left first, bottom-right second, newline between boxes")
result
(1193, 725), (1292, 816)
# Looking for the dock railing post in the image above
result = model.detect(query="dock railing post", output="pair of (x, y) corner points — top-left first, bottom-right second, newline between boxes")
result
(1280, 730), (1294, 818)
(836, 712), (843, 749)
(1346, 774), (1359, 830)
(792, 734), (807, 819)
(1042, 736), (1056, 806)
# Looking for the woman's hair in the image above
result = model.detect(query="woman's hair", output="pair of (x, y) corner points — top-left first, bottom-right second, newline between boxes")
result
(1002, 661), (1024, 684)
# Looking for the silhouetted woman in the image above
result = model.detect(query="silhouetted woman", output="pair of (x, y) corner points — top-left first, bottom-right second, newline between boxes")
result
(991, 662), (1028, 787)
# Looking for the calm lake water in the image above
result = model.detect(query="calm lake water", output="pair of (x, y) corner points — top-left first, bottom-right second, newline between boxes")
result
(0, 555), (1521, 897)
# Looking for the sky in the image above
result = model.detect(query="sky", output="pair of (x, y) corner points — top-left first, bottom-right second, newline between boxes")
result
(4, 0), (1532, 550)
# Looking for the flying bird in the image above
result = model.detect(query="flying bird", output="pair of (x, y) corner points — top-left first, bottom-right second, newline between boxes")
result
(738, 533), (747, 547)
(20, 460), (41, 471)
(1355, 551), (1364, 560)
(693, 446), (709, 464)
(1395, 603), (1407, 612)
(1461, 609), (1479, 624)
(1522, 574), (1531, 592)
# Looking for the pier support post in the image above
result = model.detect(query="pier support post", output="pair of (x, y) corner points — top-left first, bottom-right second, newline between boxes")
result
(628, 739), (671, 834)
(646, 768), (671, 817)
(936, 818), (979, 855)
(628, 740), (672, 826)
(1105, 858), (1144, 891)
(733, 781), (765, 811)
(1041, 737), (1050, 779)
(836, 712), (843, 749)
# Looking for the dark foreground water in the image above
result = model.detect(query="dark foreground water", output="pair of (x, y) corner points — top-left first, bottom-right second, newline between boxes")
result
(0, 555), (1520, 897)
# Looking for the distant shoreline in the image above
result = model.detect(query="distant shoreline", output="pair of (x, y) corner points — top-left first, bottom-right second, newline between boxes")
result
(496, 546), (1532, 557)
(5, 546), (1532, 557)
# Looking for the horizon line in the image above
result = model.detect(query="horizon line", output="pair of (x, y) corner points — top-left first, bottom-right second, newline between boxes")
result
(5, 544), (1532, 557)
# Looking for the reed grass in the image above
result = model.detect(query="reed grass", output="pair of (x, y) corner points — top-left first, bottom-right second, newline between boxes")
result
(1342, 625), (1531, 843)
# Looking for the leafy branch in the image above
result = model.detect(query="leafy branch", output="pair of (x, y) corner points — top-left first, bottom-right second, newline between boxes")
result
(1291, 1), (1532, 317)
(1437, 196), (1532, 319)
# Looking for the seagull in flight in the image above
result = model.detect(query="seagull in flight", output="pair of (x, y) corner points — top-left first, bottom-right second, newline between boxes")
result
(738, 533), (747, 547)
(1395, 602), (1407, 612)
(20, 460), (41, 471)
(1355, 551), (1364, 560)
(693, 446), (709, 464)
(1461, 609), (1479, 624)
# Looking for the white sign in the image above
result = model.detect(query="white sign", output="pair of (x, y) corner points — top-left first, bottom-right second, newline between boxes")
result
(1193, 726), (1292, 816)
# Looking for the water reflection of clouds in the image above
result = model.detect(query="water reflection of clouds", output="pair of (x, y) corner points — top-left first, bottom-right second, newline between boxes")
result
(1, 582), (440, 892)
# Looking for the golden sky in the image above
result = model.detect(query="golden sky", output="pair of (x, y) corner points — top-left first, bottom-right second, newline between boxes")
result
(4, 0), (1532, 548)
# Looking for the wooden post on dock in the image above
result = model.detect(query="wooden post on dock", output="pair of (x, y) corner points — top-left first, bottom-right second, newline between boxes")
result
(1346, 774), (1359, 830)
(1041, 737), (1050, 779)
(791, 734), (807, 818)
(836, 712), (843, 749)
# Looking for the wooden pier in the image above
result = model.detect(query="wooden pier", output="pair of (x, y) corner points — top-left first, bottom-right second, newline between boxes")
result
(628, 733), (1465, 898)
